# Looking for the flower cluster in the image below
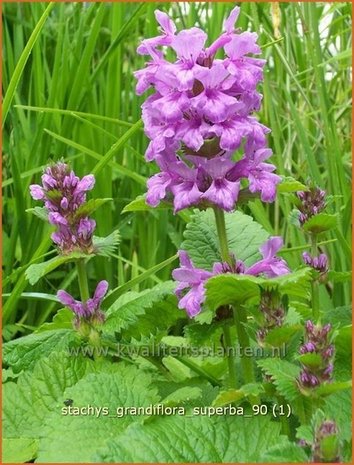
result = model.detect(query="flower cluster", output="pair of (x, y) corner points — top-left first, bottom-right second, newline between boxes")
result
(302, 251), (328, 275)
(173, 236), (289, 317)
(297, 187), (326, 225)
(298, 320), (334, 388)
(57, 280), (108, 326)
(135, 7), (280, 213)
(30, 162), (96, 254)
(256, 290), (285, 342)
(312, 419), (341, 463)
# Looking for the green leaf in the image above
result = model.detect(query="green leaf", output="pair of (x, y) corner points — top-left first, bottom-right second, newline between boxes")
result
(96, 415), (285, 463)
(93, 230), (120, 257)
(265, 325), (303, 347)
(104, 281), (184, 340)
(314, 380), (352, 397)
(260, 442), (309, 463)
(3, 352), (95, 441)
(3, 438), (39, 463)
(323, 390), (352, 442)
(122, 194), (172, 213)
(26, 206), (48, 221)
(205, 274), (261, 310)
(161, 387), (203, 407)
(73, 198), (113, 219)
(327, 270), (352, 283)
(303, 213), (338, 234)
(182, 209), (269, 271)
(3, 329), (80, 373)
(37, 364), (160, 462)
(36, 308), (73, 333)
(257, 358), (301, 402)
(25, 252), (89, 285)
(277, 176), (308, 193)
(297, 353), (323, 369)
(212, 383), (264, 407)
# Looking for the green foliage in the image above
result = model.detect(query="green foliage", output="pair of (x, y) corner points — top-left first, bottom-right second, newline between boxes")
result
(302, 213), (339, 234)
(96, 415), (285, 463)
(182, 209), (269, 270)
(257, 359), (301, 402)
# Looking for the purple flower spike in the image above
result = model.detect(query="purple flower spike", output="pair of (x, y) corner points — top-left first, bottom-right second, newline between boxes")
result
(136, 7), (279, 213)
(57, 280), (108, 322)
(30, 161), (97, 254)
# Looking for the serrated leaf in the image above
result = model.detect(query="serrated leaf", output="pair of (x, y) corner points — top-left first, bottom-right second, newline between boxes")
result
(73, 198), (112, 219)
(257, 358), (301, 402)
(96, 415), (285, 463)
(122, 194), (172, 213)
(184, 322), (223, 347)
(277, 176), (308, 193)
(26, 206), (48, 221)
(3, 438), (39, 463)
(3, 329), (80, 373)
(260, 441), (309, 463)
(104, 281), (184, 340)
(3, 352), (95, 443)
(206, 274), (261, 310)
(36, 308), (73, 333)
(25, 252), (89, 285)
(327, 270), (352, 283)
(182, 209), (269, 271)
(323, 390), (352, 442)
(93, 230), (120, 257)
(303, 213), (338, 234)
(37, 364), (160, 462)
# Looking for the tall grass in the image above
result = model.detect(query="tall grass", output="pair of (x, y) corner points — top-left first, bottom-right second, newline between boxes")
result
(2, 2), (351, 338)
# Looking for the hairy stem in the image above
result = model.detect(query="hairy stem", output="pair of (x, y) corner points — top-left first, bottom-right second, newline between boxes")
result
(213, 207), (231, 264)
(223, 324), (238, 388)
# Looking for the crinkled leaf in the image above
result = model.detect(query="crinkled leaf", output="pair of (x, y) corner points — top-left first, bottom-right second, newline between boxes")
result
(36, 308), (73, 333)
(96, 415), (285, 463)
(3, 329), (79, 373)
(297, 353), (323, 369)
(206, 274), (261, 310)
(182, 210), (269, 271)
(161, 387), (203, 407)
(213, 383), (264, 407)
(314, 380), (352, 397)
(37, 364), (160, 462)
(260, 441), (309, 463)
(265, 325), (303, 347)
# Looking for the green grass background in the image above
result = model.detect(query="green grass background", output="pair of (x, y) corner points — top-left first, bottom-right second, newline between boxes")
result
(2, 2), (352, 338)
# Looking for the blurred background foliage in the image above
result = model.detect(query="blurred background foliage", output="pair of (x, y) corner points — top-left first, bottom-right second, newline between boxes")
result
(2, 2), (352, 339)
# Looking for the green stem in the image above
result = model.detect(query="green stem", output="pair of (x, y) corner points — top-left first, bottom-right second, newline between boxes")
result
(223, 324), (238, 388)
(311, 233), (320, 322)
(213, 207), (231, 264)
(233, 305), (256, 385)
(76, 258), (90, 302)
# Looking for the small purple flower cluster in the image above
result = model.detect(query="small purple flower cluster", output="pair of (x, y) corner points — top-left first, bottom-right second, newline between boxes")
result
(173, 236), (289, 317)
(30, 162), (96, 254)
(298, 320), (334, 388)
(135, 7), (280, 213)
(297, 187), (326, 225)
(312, 420), (341, 463)
(57, 280), (108, 325)
(256, 290), (285, 342)
(302, 251), (328, 274)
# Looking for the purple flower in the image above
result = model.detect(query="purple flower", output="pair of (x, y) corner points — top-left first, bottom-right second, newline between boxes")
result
(297, 186), (326, 225)
(302, 252), (328, 274)
(57, 280), (108, 321)
(298, 320), (335, 389)
(312, 420), (341, 463)
(30, 161), (96, 254)
(136, 7), (279, 213)
(173, 236), (289, 317)
(172, 251), (213, 317)
(245, 237), (290, 277)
